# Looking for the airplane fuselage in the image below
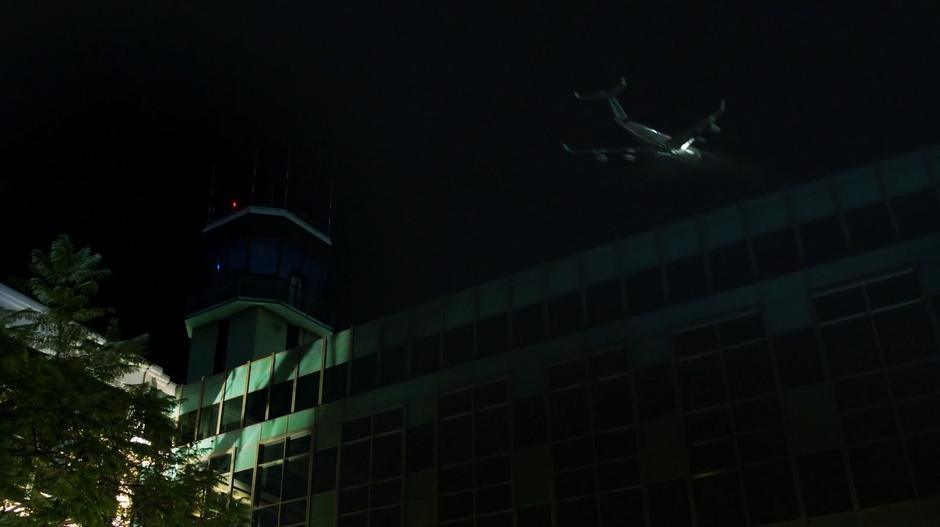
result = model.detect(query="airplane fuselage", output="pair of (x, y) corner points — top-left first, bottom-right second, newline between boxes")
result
(620, 120), (702, 161)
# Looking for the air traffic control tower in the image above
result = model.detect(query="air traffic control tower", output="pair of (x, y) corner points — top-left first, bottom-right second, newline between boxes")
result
(183, 202), (334, 383)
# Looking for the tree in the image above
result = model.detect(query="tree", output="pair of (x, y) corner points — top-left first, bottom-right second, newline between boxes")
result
(0, 235), (246, 526)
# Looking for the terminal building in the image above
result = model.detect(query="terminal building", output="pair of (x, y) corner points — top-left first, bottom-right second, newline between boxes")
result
(177, 146), (940, 527)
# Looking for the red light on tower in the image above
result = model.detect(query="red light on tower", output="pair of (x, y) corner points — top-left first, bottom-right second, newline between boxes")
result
(231, 200), (238, 210)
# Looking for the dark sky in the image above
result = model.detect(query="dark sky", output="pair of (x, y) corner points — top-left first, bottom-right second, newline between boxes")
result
(2, 1), (939, 381)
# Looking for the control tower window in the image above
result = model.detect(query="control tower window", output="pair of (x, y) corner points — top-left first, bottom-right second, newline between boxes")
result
(228, 239), (248, 270)
(250, 238), (279, 275)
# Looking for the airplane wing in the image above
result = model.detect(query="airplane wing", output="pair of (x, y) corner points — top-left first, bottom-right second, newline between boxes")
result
(667, 100), (726, 148)
(562, 144), (638, 162)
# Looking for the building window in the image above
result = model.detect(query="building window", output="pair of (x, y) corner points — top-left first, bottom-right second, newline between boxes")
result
(437, 381), (512, 526)
(845, 202), (896, 251)
(891, 188), (940, 239)
(511, 302), (546, 349)
(547, 355), (637, 526)
(752, 228), (801, 278)
(476, 314), (508, 357)
(410, 334), (441, 376)
(268, 380), (294, 419)
(548, 291), (584, 337)
(799, 215), (848, 266)
(338, 408), (403, 527)
(443, 324), (475, 367)
(252, 435), (312, 527)
(797, 450), (852, 516)
(197, 403), (219, 440)
(294, 371), (320, 411)
(665, 254), (708, 304)
(350, 354), (378, 395)
(624, 267), (664, 315)
(585, 278), (623, 326)
(220, 396), (243, 433)
(708, 241), (754, 291)
(321, 364), (349, 403)
(379, 344), (409, 386)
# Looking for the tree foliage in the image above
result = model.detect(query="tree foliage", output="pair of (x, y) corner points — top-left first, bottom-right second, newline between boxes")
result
(0, 235), (246, 526)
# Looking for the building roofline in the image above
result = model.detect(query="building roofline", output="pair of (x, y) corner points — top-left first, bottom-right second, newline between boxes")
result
(202, 206), (333, 246)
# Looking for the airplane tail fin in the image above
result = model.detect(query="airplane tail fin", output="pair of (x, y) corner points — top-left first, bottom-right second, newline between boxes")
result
(573, 77), (627, 101)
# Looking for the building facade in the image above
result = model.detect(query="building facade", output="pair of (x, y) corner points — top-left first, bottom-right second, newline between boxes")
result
(178, 146), (940, 527)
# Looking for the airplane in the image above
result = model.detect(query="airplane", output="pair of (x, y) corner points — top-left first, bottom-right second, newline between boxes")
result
(563, 77), (725, 162)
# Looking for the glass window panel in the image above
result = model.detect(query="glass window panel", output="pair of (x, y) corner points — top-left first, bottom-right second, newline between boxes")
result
(624, 267), (664, 315)
(440, 463), (474, 493)
(474, 381), (509, 408)
(513, 395), (547, 449)
(800, 215), (848, 266)
(197, 404), (219, 440)
(834, 373), (890, 411)
(548, 359), (587, 390)
(443, 324), (475, 367)
(685, 407), (733, 443)
(908, 430), (940, 497)
(339, 486), (369, 514)
(846, 202), (896, 251)
(690, 438), (736, 474)
(209, 453), (231, 475)
(369, 506), (400, 527)
(693, 471), (746, 527)
(842, 406), (897, 443)
(673, 325), (719, 358)
(370, 478), (401, 507)
(732, 397), (781, 431)
(743, 461), (799, 524)
(474, 406), (510, 456)
(371, 433), (403, 479)
(249, 238), (279, 275)
(177, 410), (197, 445)
(252, 506), (278, 527)
(550, 387), (591, 439)
(598, 488), (643, 527)
(438, 491), (473, 521)
(268, 380), (293, 419)
(821, 317), (881, 376)
(410, 334), (440, 376)
(343, 416), (371, 442)
(220, 396), (243, 433)
(813, 286), (866, 322)
(379, 344), (408, 386)
(737, 428), (788, 464)
(475, 483), (512, 514)
(897, 393), (940, 432)
(554, 467), (596, 499)
(233, 468), (253, 503)
(551, 437), (594, 471)
(244, 390), (267, 426)
(773, 328), (824, 388)
(585, 278), (623, 325)
(647, 480), (691, 527)
(260, 441), (285, 464)
(517, 504), (552, 527)
(321, 364), (348, 403)
(349, 354), (378, 395)
(849, 439), (914, 507)
(873, 303), (937, 365)
(438, 415), (473, 464)
(892, 188), (940, 239)
(547, 291), (584, 337)
(254, 463), (283, 506)
(596, 458), (640, 491)
(677, 354), (726, 411)
(372, 408), (403, 434)
(294, 373), (319, 411)
(279, 499), (307, 525)
(591, 376), (633, 430)
(665, 254), (708, 303)
(589, 348), (629, 378)
(636, 364), (676, 420)
(888, 359), (940, 399)
(512, 302), (545, 349)
(287, 435), (312, 457)
(282, 456), (310, 500)
(337, 512), (368, 527)
(439, 389), (474, 419)
(708, 241), (754, 291)
(476, 314), (508, 357)
(556, 496), (598, 527)
(476, 455), (511, 486)
(717, 313), (763, 346)
(312, 448), (337, 493)
(724, 342), (774, 400)
(866, 271), (920, 308)
(752, 228), (800, 278)
(339, 441), (370, 487)
(797, 450), (852, 516)
(406, 424), (435, 473)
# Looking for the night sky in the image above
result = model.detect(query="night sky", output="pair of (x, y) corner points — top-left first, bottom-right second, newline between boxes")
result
(2, 1), (939, 381)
